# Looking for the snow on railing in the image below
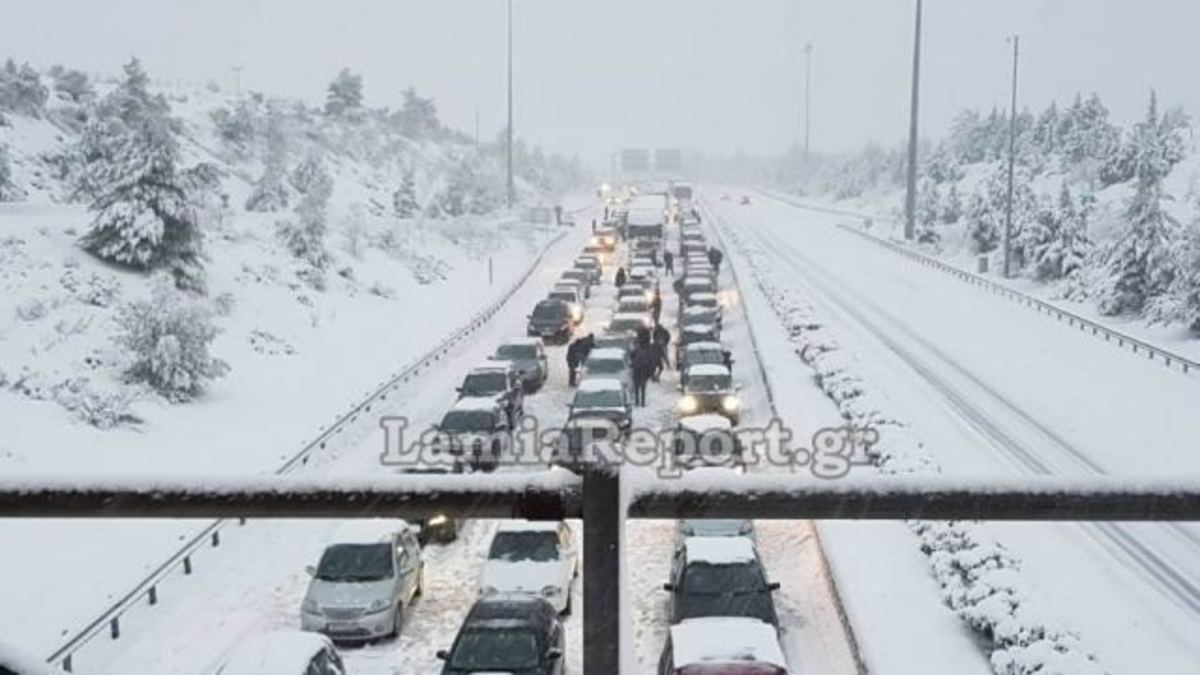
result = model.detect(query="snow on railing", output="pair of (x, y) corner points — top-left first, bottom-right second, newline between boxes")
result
(759, 189), (1200, 376)
(38, 229), (569, 672)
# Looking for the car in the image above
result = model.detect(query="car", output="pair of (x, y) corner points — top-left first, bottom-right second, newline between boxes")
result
(479, 521), (578, 614)
(682, 278), (717, 304)
(398, 466), (465, 544)
(553, 417), (623, 469)
(629, 264), (657, 282)
(683, 264), (716, 282)
(301, 521), (424, 642)
(678, 364), (740, 424)
(457, 362), (525, 426)
(591, 230), (618, 252)
(618, 285), (654, 303)
(680, 306), (722, 337)
(568, 378), (633, 435)
(582, 347), (632, 389)
(677, 518), (756, 541)
(617, 296), (651, 316)
(555, 277), (591, 305)
(574, 256), (602, 284)
(672, 414), (743, 469)
(210, 631), (344, 675)
(547, 286), (584, 325)
(608, 312), (652, 336)
(433, 398), (513, 471)
(527, 299), (574, 344)
(656, 617), (788, 675)
(560, 269), (594, 297)
(592, 331), (634, 355)
(436, 596), (565, 674)
(664, 537), (780, 627)
(679, 342), (729, 383)
(494, 338), (550, 391)
(687, 292), (722, 313)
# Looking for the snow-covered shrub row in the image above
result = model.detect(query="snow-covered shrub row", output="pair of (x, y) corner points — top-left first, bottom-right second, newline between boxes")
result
(722, 226), (1105, 675)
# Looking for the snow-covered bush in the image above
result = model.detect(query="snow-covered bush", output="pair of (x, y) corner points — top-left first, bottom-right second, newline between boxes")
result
(277, 153), (332, 277)
(245, 105), (290, 212)
(324, 68), (363, 118)
(0, 59), (48, 117)
(393, 166), (419, 218)
(0, 144), (23, 201)
(114, 279), (229, 402)
(52, 378), (142, 429)
(59, 269), (121, 307)
(15, 298), (48, 322)
(76, 59), (218, 292)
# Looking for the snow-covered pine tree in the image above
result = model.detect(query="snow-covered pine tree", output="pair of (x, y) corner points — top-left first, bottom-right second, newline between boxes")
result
(0, 144), (22, 201)
(393, 164), (419, 218)
(942, 182), (962, 224)
(966, 192), (999, 254)
(1149, 215), (1200, 331)
(77, 59), (217, 292)
(277, 154), (332, 272)
(1099, 92), (1181, 316)
(916, 179), (941, 244)
(52, 68), (93, 104)
(0, 60), (48, 117)
(1031, 101), (1059, 154)
(395, 87), (439, 140)
(245, 105), (290, 212)
(324, 68), (363, 117)
(1028, 182), (1093, 282)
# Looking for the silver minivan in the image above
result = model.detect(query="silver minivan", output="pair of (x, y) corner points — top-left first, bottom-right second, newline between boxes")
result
(300, 521), (424, 642)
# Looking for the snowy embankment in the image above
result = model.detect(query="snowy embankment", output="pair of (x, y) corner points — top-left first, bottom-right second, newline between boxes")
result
(712, 201), (1105, 675)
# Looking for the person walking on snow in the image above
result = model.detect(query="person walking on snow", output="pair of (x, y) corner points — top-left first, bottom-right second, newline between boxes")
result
(631, 343), (656, 406)
(663, 250), (675, 276)
(707, 246), (724, 274)
(649, 289), (662, 326)
(615, 267), (627, 288)
(566, 338), (585, 387)
(652, 324), (672, 377)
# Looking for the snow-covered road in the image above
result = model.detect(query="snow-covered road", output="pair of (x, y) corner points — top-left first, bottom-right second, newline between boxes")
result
(713, 191), (1200, 674)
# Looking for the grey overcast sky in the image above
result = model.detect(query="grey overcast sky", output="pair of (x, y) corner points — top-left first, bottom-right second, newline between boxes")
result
(3, 1), (1197, 164)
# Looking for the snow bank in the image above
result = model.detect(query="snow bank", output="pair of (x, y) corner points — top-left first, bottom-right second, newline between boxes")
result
(720, 224), (1107, 675)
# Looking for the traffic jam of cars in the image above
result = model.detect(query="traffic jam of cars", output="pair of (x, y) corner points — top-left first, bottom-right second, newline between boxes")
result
(218, 184), (791, 674)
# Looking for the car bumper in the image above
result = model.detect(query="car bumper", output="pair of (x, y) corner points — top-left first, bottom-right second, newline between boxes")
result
(301, 609), (393, 640)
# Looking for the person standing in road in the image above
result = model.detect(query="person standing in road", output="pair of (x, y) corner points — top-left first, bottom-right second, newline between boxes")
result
(652, 324), (672, 377)
(631, 343), (655, 406)
(663, 250), (675, 276)
(615, 267), (627, 288)
(566, 338), (585, 387)
(707, 246), (724, 274)
(650, 289), (662, 326)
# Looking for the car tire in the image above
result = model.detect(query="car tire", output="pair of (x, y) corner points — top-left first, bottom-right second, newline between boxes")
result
(389, 604), (403, 639)
(414, 567), (425, 597)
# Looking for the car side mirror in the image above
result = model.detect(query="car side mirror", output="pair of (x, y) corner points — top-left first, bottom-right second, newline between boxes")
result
(547, 648), (563, 661)
(436, 649), (450, 661)
(662, 582), (675, 592)
(767, 581), (781, 591)
(305, 565), (316, 577)
(454, 387), (463, 394)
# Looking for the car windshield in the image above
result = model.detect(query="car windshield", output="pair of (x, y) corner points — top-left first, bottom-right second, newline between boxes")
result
(449, 629), (540, 670)
(441, 410), (497, 432)
(681, 562), (764, 594)
(687, 375), (730, 392)
(689, 350), (725, 366)
(549, 291), (574, 303)
(682, 312), (714, 327)
(315, 543), (393, 582)
(533, 302), (568, 319)
(462, 372), (507, 395)
(587, 359), (625, 374)
(574, 389), (624, 408)
(488, 531), (561, 562)
(496, 344), (538, 360)
(610, 319), (644, 333)
(682, 519), (750, 537)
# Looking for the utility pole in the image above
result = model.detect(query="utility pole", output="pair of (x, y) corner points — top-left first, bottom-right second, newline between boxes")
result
(803, 44), (813, 168)
(903, 0), (922, 240)
(1003, 35), (1020, 278)
(506, 0), (515, 209)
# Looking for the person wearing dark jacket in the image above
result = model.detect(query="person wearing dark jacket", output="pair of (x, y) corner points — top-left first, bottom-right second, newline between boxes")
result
(650, 291), (662, 326)
(566, 339), (585, 387)
(708, 247), (724, 273)
(578, 333), (596, 362)
(663, 250), (675, 276)
(631, 344), (656, 406)
(652, 325), (671, 377)
(615, 267), (627, 288)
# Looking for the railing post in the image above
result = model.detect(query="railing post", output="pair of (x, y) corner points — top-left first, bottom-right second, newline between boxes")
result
(582, 467), (621, 675)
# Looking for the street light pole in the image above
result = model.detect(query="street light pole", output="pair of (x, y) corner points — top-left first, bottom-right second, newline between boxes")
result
(803, 44), (813, 169)
(506, 0), (515, 209)
(1003, 35), (1020, 278)
(903, 0), (922, 240)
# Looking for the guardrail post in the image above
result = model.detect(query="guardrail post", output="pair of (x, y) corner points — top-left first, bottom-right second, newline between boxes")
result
(211, 531), (220, 547)
(148, 586), (157, 606)
(183, 555), (192, 575)
(582, 467), (621, 675)
(63, 655), (73, 672)
(109, 617), (119, 640)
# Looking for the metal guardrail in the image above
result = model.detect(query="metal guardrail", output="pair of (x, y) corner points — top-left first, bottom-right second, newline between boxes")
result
(40, 228), (570, 672)
(759, 189), (1200, 377)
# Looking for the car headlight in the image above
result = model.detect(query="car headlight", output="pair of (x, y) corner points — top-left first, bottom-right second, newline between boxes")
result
(722, 395), (740, 411)
(367, 598), (390, 613)
(302, 598), (319, 614)
(571, 306), (583, 322)
(678, 396), (698, 414)
(541, 585), (562, 597)
(428, 514), (448, 527)
(644, 290), (654, 301)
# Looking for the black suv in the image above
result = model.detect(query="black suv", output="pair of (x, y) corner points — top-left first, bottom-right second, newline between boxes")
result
(437, 596), (565, 674)
(664, 536), (780, 628)
(527, 300), (574, 344)
(457, 363), (525, 426)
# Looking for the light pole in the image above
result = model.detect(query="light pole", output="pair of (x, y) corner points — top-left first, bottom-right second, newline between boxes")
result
(803, 44), (813, 168)
(903, 0), (922, 240)
(506, 0), (515, 209)
(1003, 35), (1020, 278)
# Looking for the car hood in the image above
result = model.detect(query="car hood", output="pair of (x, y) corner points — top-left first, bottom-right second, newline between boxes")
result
(305, 576), (395, 608)
(528, 316), (568, 327)
(480, 561), (567, 593)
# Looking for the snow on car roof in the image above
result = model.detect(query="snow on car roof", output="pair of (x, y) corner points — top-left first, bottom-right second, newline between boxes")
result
(678, 414), (733, 433)
(686, 341), (723, 352)
(497, 519), (562, 533)
(611, 312), (648, 322)
(577, 378), (624, 392)
(500, 337), (544, 347)
(215, 631), (333, 675)
(669, 617), (787, 670)
(473, 360), (515, 373)
(332, 519), (407, 545)
(684, 278), (715, 286)
(687, 364), (730, 378)
(684, 536), (757, 564)
(588, 348), (627, 361)
(451, 396), (503, 412)
(689, 292), (719, 301)
(683, 305), (717, 315)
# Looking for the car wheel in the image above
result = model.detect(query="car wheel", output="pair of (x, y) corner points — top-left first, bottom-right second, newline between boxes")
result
(389, 603), (403, 639)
